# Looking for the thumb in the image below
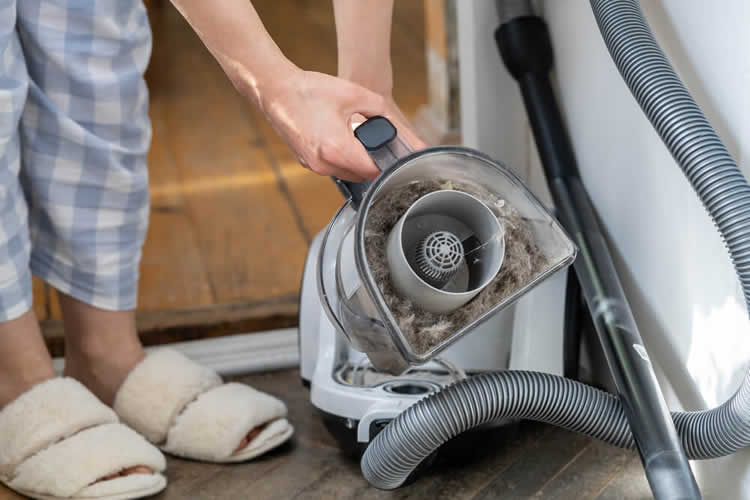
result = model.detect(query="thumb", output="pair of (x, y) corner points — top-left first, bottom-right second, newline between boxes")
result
(342, 83), (387, 119)
(337, 122), (380, 180)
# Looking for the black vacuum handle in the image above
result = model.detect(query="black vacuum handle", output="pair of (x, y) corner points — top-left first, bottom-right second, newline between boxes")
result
(334, 116), (412, 209)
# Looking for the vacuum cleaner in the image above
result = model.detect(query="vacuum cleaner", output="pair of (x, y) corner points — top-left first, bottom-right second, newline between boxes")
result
(299, 1), (750, 498)
(299, 115), (577, 447)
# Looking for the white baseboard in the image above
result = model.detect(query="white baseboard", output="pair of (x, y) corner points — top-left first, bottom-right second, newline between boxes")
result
(53, 328), (300, 377)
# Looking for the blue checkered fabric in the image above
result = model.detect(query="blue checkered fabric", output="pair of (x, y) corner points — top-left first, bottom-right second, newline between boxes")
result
(0, 0), (152, 321)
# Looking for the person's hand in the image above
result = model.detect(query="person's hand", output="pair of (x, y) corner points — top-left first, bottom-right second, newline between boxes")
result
(256, 69), (401, 182)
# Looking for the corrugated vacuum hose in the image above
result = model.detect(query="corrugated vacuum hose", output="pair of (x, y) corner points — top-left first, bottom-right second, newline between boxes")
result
(361, 0), (750, 491)
(589, 0), (750, 460)
(362, 370), (750, 489)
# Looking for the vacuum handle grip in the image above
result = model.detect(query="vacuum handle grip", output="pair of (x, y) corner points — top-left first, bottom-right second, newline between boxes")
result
(334, 116), (412, 209)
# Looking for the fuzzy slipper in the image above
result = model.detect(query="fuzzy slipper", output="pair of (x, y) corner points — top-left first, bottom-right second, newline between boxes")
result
(0, 378), (166, 500)
(113, 349), (294, 463)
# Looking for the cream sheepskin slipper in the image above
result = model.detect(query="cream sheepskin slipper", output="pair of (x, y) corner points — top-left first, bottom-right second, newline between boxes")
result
(0, 378), (166, 500)
(113, 348), (294, 463)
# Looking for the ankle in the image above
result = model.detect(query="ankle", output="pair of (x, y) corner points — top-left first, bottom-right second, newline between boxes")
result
(58, 295), (145, 405)
(64, 341), (144, 405)
(0, 310), (56, 409)
(0, 370), (56, 410)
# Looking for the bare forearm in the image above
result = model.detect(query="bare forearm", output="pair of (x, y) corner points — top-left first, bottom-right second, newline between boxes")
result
(170, 0), (298, 110)
(168, 0), (412, 180)
(333, 0), (394, 95)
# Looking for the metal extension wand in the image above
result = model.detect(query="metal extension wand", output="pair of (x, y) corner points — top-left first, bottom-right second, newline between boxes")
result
(494, 2), (700, 498)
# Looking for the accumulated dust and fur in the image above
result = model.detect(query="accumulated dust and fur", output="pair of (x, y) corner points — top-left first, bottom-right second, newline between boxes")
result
(364, 179), (549, 354)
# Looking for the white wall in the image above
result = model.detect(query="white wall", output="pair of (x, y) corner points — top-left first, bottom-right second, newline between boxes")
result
(458, 1), (750, 497)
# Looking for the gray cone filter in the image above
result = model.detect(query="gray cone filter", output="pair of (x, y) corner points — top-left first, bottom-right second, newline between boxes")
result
(386, 190), (505, 313)
(415, 231), (464, 288)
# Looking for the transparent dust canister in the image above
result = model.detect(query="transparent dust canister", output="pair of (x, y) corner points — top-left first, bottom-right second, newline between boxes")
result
(318, 117), (577, 374)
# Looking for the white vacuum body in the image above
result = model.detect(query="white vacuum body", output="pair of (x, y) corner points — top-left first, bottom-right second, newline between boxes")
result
(300, 229), (572, 446)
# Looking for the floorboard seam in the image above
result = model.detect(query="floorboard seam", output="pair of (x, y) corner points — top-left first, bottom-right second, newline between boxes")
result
(533, 441), (593, 497)
(467, 425), (555, 500)
(591, 455), (639, 499)
(288, 458), (341, 499)
(158, 102), (219, 303)
(249, 119), (313, 245)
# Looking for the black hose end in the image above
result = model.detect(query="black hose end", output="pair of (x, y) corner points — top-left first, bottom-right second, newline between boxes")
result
(495, 16), (554, 80)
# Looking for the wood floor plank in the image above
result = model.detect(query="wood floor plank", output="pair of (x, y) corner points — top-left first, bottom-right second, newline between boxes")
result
(253, 0), (338, 76)
(138, 211), (214, 311)
(148, 5), (309, 305)
(171, 142), (308, 303)
(535, 440), (637, 500)
(391, 0), (429, 118)
(391, 422), (551, 500)
(291, 462), (384, 500)
(470, 427), (593, 500)
(47, 287), (62, 321)
(138, 96), (214, 311)
(31, 277), (47, 321)
(148, 100), (184, 212)
(157, 451), (288, 500)
(595, 456), (651, 500)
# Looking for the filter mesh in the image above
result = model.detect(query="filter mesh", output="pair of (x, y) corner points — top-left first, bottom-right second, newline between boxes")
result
(415, 231), (464, 288)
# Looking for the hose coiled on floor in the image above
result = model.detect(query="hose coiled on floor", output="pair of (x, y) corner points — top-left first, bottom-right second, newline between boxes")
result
(361, 0), (750, 489)
(362, 371), (632, 489)
(362, 370), (750, 489)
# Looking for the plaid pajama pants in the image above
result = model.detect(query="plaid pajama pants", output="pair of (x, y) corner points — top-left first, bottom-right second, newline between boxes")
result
(0, 0), (152, 321)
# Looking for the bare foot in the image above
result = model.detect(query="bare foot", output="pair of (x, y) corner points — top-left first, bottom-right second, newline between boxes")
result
(233, 424), (268, 454)
(97, 466), (154, 484)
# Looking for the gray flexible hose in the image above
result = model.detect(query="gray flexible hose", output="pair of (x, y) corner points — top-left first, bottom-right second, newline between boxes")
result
(361, 0), (750, 490)
(362, 370), (750, 489)
(590, 0), (750, 459)
(362, 371), (633, 489)
(590, 0), (750, 313)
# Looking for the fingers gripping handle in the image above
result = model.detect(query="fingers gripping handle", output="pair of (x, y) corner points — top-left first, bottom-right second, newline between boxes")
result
(335, 116), (413, 209)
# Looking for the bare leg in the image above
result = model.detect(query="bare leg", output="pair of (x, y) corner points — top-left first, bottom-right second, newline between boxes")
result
(59, 293), (145, 406)
(58, 294), (152, 477)
(0, 310), (55, 409)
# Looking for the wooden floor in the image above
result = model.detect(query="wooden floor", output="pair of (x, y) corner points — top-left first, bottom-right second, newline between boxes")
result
(0, 369), (651, 500)
(36, 1), (427, 353)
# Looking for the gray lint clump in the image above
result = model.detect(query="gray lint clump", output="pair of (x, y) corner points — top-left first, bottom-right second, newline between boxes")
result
(364, 179), (548, 354)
